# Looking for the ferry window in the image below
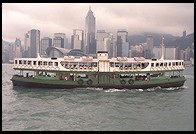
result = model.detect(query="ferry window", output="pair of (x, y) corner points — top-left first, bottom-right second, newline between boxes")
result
(176, 62), (178, 66)
(19, 60), (22, 64)
(43, 61), (47, 65)
(28, 61), (31, 65)
(33, 61), (36, 65)
(110, 62), (114, 67)
(164, 62), (167, 66)
(182, 62), (184, 65)
(55, 62), (58, 66)
(151, 63), (154, 67)
(169, 62), (171, 66)
(179, 62), (181, 65)
(172, 62), (175, 66)
(160, 63), (163, 66)
(15, 60), (17, 64)
(38, 61), (42, 65)
(23, 60), (27, 64)
(115, 62), (119, 67)
(93, 62), (97, 67)
(49, 62), (53, 66)
(156, 63), (159, 67)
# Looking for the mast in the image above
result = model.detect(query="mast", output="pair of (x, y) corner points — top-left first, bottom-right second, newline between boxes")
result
(160, 36), (164, 60)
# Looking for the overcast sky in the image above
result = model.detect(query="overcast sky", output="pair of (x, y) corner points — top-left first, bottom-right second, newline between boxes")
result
(2, 3), (194, 43)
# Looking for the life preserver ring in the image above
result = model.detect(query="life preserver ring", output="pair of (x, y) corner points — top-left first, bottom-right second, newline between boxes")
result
(78, 79), (84, 85)
(87, 79), (93, 86)
(128, 79), (134, 85)
(120, 79), (126, 85)
(64, 76), (67, 80)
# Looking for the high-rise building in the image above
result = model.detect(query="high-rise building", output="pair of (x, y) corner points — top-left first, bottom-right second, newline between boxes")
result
(85, 6), (96, 54)
(146, 35), (153, 50)
(96, 30), (115, 58)
(24, 32), (30, 58)
(153, 46), (177, 60)
(14, 38), (22, 58)
(40, 37), (52, 56)
(96, 30), (108, 51)
(53, 36), (64, 57)
(117, 29), (129, 57)
(54, 33), (68, 48)
(29, 29), (40, 58)
(142, 35), (153, 58)
(71, 29), (84, 50)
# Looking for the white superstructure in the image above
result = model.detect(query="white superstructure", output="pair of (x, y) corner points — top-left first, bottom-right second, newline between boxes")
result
(13, 51), (185, 73)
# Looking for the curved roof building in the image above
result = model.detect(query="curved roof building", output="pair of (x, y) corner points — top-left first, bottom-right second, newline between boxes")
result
(45, 46), (88, 57)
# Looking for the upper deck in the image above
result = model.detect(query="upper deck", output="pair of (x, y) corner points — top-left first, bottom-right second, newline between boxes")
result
(13, 51), (185, 72)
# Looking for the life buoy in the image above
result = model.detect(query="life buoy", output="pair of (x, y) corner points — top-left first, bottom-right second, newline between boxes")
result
(78, 79), (84, 85)
(120, 79), (126, 85)
(128, 79), (134, 85)
(64, 76), (67, 80)
(87, 79), (93, 86)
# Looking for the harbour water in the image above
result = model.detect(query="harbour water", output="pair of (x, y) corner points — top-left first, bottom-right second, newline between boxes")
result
(2, 64), (194, 131)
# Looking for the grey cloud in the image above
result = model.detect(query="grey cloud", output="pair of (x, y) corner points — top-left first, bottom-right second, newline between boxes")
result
(2, 3), (194, 43)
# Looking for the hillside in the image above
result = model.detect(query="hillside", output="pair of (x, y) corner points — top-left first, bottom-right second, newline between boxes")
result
(128, 32), (194, 49)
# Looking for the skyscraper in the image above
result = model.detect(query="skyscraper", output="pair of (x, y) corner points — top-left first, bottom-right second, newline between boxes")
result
(24, 32), (30, 58)
(14, 38), (22, 58)
(54, 33), (68, 48)
(71, 29), (84, 50)
(96, 30), (115, 58)
(30, 29), (40, 58)
(40, 37), (52, 56)
(85, 6), (96, 54)
(117, 30), (129, 57)
(96, 30), (108, 51)
(145, 35), (153, 58)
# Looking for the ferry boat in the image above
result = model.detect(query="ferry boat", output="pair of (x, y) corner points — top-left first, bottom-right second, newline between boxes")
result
(11, 37), (186, 89)
(11, 50), (186, 89)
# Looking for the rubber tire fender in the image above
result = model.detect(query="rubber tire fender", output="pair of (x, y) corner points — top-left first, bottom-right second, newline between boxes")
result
(78, 79), (84, 85)
(87, 79), (93, 86)
(128, 79), (134, 85)
(120, 79), (126, 85)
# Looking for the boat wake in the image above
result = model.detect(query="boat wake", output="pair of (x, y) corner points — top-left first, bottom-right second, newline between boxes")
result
(104, 88), (126, 93)
(184, 75), (194, 79)
(103, 85), (187, 93)
(133, 85), (187, 92)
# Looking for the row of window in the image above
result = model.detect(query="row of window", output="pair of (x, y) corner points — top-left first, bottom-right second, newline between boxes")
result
(151, 62), (183, 67)
(15, 60), (58, 66)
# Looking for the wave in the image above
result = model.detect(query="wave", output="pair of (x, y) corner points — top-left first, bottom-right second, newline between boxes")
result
(104, 88), (126, 93)
(184, 75), (194, 79)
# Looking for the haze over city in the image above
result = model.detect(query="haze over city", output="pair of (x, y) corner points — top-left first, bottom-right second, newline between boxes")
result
(2, 3), (194, 43)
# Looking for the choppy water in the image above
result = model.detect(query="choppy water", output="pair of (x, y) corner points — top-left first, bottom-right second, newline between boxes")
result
(2, 64), (194, 131)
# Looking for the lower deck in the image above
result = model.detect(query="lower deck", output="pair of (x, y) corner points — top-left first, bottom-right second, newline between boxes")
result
(11, 70), (186, 89)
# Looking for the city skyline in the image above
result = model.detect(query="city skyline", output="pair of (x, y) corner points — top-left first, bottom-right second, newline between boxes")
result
(2, 3), (194, 44)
